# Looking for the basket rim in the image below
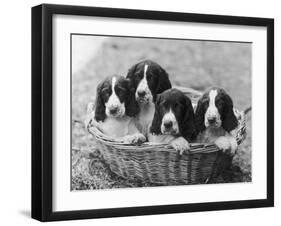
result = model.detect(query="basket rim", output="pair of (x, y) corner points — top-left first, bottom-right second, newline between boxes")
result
(88, 126), (220, 154)
(86, 86), (247, 154)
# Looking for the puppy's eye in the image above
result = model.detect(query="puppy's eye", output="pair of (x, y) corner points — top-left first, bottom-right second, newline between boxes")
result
(202, 99), (209, 108)
(118, 90), (126, 97)
(134, 75), (141, 83)
(101, 88), (110, 97)
(216, 99), (224, 107)
(202, 98), (209, 104)
(217, 103), (223, 108)
(146, 73), (152, 80)
(161, 101), (168, 107)
(135, 73), (142, 79)
(116, 86), (126, 92)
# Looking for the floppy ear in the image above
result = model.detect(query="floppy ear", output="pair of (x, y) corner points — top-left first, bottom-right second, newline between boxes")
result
(94, 83), (106, 122)
(181, 96), (198, 141)
(150, 95), (162, 135)
(126, 63), (137, 80)
(154, 67), (172, 102)
(221, 91), (238, 132)
(195, 95), (207, 133)
(125, 79), (139, 117)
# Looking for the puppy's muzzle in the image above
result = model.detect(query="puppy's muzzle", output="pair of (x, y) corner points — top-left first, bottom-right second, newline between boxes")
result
(109, 107), (118, 115)
(207, 116), (216, 125)
(137, 90), (146, 98)
(164, 121), (173, 130)
(108, 106), (120, 117)
(162, 120), (177, 134)
(136, 90), (149, 103)
(205, 114), (221, 128)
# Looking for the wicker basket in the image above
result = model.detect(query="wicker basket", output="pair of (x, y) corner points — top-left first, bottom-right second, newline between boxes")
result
(87, 87), (247, 185)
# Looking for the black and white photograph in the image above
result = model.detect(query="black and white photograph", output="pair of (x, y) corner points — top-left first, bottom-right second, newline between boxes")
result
(0, 0), (278, 224)
(30, 3), (274, 222)
(71, 35), (252, 190)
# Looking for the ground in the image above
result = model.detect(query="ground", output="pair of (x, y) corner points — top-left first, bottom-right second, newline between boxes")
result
(72, 36), (252, 190)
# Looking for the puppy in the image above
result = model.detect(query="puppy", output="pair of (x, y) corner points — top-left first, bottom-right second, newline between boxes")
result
(195, 87), (238, 155)
(86, 75), (146, 144)
(148, 88), (197, 154)
(126, 60), (172, 136)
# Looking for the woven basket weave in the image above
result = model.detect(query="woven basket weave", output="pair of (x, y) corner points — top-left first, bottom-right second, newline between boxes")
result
(87, 87), (247, 185)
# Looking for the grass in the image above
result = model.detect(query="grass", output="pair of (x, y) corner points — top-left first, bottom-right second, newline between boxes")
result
(72, 36), (252, 190)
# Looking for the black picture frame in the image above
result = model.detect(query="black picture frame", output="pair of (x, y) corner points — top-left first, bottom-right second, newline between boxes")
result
(31, 3), (274, 222)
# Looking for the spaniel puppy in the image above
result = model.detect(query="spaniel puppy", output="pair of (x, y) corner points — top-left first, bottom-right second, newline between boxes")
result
(87, 75), (146, 144)
(195, 87), (238, 155)
(126, 60), (172, 136)
(148, 89), (197, 154)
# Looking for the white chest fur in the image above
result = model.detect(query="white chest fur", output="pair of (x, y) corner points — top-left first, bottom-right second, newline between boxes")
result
(98, 117), (131, 138)
(135, 102), (155, 136)
(148, 133), (175, 144)
(197, 127), (226, 143)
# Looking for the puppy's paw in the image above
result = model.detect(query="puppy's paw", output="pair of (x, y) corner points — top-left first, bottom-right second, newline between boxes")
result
(122, 133), (146, 145)
(214, 136), (231, 153)
(133, 133), (146, 144)
(171, 137), (190, 155)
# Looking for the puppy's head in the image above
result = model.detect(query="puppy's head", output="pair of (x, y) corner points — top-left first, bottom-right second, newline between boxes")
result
(94, 75), (139, 122)
(195, 87), (238, 132)
(150, 88), (197, 141)
(126, 60), (172, 105)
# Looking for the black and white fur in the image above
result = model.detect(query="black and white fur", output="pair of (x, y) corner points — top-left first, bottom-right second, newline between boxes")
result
(148, 88), (197, 154)
(86, 75), (145, 144)
(126, 60), (172, 136)
(195, 87), (238, 155)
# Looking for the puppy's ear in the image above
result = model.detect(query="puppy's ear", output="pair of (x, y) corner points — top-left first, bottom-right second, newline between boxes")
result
(125, 79), (139, 117)
(181, 96), (197, 141)
(221, 91), (238, 132)
(154, 67), (172, 102)
(150, 94), (162, 135)
(94, 83), (106, 122)
(126, 63), (137, 79)
(195, 95), (207, 133)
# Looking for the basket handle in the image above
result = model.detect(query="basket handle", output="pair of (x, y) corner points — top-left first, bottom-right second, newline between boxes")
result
(243, 106), (252, 115)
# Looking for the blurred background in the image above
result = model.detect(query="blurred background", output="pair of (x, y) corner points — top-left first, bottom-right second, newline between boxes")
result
(71, 35), (252, 190)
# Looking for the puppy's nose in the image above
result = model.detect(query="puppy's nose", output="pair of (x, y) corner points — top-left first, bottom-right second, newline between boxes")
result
(208, 117), (216, 124)
(109, 107), (118, 115)
(137, 90), (146, 97)
(164, 121), (173, 129)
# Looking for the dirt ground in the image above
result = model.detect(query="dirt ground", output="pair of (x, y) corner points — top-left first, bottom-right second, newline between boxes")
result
(72, 36), (252, 190)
